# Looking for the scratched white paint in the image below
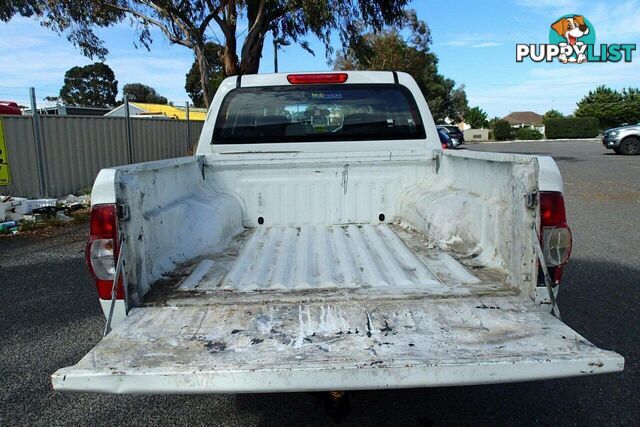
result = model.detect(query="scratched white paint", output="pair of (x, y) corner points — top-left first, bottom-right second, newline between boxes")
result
(178, 260), (215, 289)
(401, 150), (540, 294)
(59, 72), (619, 394)
(52, 297), (624, 393)
(218, 225), (444, 292)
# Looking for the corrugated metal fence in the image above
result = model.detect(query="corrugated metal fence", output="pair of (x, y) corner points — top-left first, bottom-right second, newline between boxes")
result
(0, 115), (203, 197)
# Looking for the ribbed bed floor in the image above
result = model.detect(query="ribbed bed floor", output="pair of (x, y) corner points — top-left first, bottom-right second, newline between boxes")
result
(176, 224), (502, 295)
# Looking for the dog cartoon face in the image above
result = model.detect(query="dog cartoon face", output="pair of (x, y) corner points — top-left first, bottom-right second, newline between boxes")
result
(551, 15), (590, 45)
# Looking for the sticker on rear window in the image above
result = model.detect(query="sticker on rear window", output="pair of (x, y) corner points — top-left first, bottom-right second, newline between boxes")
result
(311, 92), (343, 100)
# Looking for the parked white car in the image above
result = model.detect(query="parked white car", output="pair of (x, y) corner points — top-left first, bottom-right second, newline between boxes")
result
(53, 71), (623, 394)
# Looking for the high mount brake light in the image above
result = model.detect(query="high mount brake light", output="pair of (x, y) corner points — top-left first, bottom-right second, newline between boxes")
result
(287, 73), (348, 84)
(86, 204), (124, 299)
(539, 191), (572, 285)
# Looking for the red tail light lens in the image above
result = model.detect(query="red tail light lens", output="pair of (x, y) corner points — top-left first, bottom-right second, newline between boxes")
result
(540, 191), (568, 228)
(90, 203), (117, 236)
(86, 204), (123, 299)
(287, 73), (348, 84)
(539, 191), (572, 284)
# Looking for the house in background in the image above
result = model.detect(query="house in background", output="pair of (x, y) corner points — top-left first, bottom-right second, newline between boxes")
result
(106, 103), (207, 121)
(501, 111), (545, 133)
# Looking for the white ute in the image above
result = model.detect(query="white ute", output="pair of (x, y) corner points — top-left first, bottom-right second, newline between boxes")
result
(53, 72), (623, 393)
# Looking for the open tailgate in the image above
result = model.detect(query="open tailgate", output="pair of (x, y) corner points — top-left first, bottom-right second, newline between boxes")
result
(52, 297), (623, 393)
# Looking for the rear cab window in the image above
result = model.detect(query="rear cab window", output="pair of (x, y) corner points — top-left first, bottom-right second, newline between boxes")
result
(213, 84), (425, 144)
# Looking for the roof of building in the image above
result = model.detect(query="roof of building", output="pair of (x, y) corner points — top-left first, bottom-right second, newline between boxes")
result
(105, 102), (207, 121)
(36, 105), (111, 116)
(501, 111), (544, 125)
(130, 103), (207, 121)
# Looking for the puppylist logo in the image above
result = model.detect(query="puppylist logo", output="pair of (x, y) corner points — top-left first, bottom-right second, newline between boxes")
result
(517, 15), (636, 64)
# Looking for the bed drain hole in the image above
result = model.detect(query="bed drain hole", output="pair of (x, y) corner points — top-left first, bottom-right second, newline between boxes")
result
(378, 213), (385, 222)
(257, 216), (264, 225)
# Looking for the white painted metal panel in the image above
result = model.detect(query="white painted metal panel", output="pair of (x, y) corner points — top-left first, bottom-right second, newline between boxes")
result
(52, 296), (624, 393)
(181, 225), (496, 293)
(208, 159), (429, 227)
(171, 225), (513, 304)
(537, 155), (564, 192)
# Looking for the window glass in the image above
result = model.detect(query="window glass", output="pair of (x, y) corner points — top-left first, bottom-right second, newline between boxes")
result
(213, 84), (425, 144)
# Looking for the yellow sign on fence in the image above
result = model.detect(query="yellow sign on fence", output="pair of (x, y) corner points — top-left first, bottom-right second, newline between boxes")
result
(0, 119), (11, 185)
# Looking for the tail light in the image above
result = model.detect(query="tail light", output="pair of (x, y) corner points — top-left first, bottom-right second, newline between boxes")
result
(287, 73), (348, 84)
(539, 191), (572, 284)
(86, 204), (123, 299)
(441, 143), (448, 149)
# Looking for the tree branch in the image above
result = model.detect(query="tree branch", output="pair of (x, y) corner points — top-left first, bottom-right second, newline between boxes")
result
(201, 0), (231, 34)
(266, 3), (289, 23)
(246, 0), (266, 36)
(212, 13), (230, 38)
(99, 1), (193, 48)
(139, 0), (198, 41)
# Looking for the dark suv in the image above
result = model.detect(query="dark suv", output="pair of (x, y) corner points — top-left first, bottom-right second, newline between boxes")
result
(436, 125), (465, 145)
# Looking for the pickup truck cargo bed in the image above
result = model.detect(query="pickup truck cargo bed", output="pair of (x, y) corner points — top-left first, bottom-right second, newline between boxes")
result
(53, 71), (623, 395)
(53, 224), (622, 393)
(152, 224), (512, 301)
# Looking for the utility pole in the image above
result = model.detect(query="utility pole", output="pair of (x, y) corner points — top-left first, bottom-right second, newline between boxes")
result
(273, 37), (290, 73)
(30, 87), (47, 197)
(185, 101), (191, 153)
(124, 95), (134, 164)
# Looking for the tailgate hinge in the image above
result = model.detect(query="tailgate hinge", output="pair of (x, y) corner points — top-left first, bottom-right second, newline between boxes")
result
(525, 190), (539, 209)
(117, 204), (129, 221)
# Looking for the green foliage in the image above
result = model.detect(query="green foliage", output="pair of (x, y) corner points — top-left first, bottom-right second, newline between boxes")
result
(59, 62), (118, 107)
(620, 87), (640, 126)
(575, 85), (640, 129)
(7, 1), (412, 107)
(544, 117), (599, 139)
(543, 109), (564, 122)
(185, 42), (225, 108)
(123, 83), (167, 104)
(465, 106), (488, 129)
(44, 96), (62, 104)
(449, 85), (469, 122)
(516, 127), (543, 140)
(333, 14), (468, 123)
(487, 116), (501, 129)
(493, 120), (512, 141)
(0, 1), (39, 21)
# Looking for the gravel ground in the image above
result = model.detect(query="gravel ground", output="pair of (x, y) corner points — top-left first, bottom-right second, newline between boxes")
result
(1, 139), (638, 425)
